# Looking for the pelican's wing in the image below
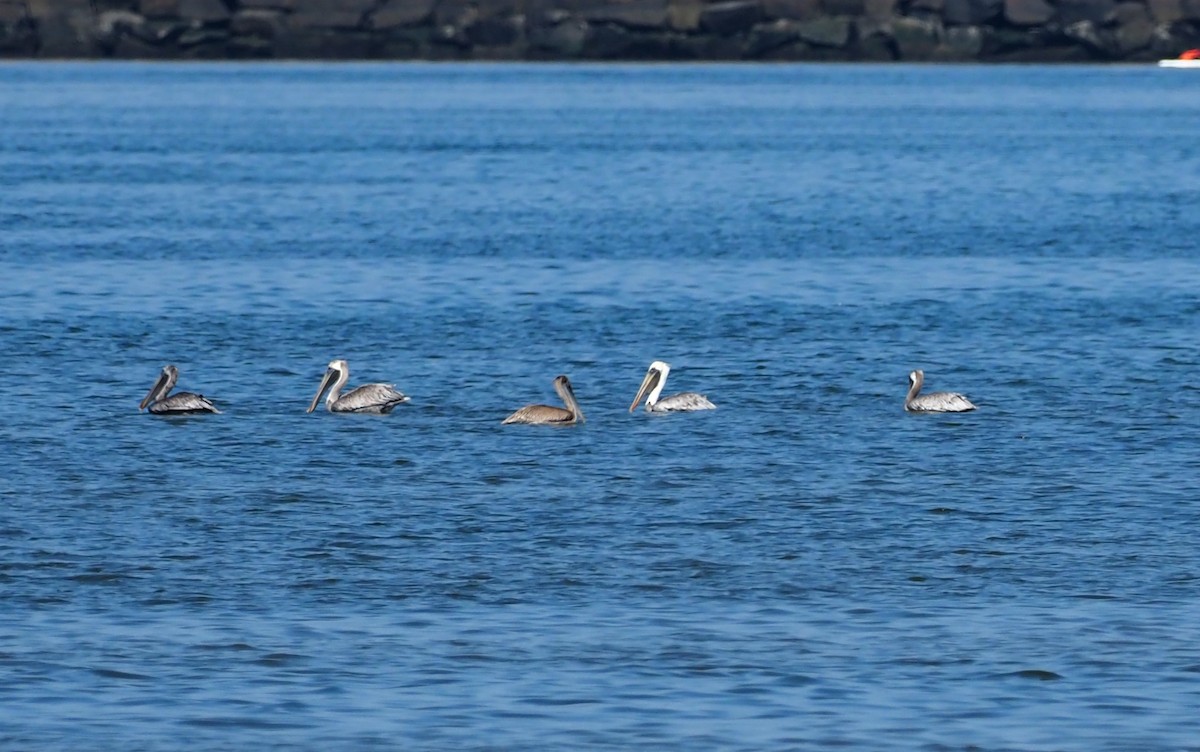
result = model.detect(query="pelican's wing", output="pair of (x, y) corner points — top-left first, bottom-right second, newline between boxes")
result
(148, 391), (221, 414)
(332, 383), (410, 413)
(502, 404), (576, 425)
(653, 392), (716, 412)
(908, 392), (975, 413)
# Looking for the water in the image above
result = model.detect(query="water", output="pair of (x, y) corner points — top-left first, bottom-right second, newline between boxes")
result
(2, 62), (1200, 750)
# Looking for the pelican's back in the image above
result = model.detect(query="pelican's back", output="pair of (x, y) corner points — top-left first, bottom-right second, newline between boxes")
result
(148, 392), (221, 415)
(331, 384), (410, 413)
(906, 392), (976, 413)
(502, 404), (577, 425)
(651, 392), (716, 412)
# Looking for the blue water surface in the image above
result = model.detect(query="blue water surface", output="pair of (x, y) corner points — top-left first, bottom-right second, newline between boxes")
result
(1, 62), (1199, 750)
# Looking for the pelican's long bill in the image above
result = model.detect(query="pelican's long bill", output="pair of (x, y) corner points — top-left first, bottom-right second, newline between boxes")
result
(629, 367), (662, 413)
(139, 366), (175, 411)
(307, 366), (339, 414)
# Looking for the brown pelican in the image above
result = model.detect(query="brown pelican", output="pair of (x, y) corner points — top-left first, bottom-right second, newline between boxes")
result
(905, 369), (976, 413)
(502, 374), (585, 425)
(139, 365), (220, 415)
(629, 360), (715, 413)
(306, 359), (410, 414)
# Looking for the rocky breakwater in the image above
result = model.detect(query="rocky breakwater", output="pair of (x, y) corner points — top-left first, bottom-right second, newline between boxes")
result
(2, 0), (1198, 61)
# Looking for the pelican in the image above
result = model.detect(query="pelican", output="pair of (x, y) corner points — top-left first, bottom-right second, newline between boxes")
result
(306, 359), (409, 414)
(629, 360), (715, 413)
(904, 369), (976, 413)
(139, 365), (220, 415)
(503, 374), (585, 425)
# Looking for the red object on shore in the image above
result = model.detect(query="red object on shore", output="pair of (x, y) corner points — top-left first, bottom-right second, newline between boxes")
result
(1181, 48), (1200, 60)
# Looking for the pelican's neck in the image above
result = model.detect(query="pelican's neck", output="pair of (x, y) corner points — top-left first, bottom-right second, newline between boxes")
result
(325, 366), (350, 409)
(906, 372), (923, 404)
(153, 368), (178, 402)
(141, 368), (176, 411)
(645, 366), (669, 407)
(555, 379), (585, 423)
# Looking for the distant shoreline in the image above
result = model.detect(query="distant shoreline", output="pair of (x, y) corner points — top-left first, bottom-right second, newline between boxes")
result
(3, 0), (1198, 64)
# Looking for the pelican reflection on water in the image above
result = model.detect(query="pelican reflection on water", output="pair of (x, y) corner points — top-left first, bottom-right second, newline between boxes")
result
(307, 359), (410, 414)
(629, 360), (715, 413)
(904, 369), (976, 413)
(503, 374), (585, 425)
(139, 365), (220, 415)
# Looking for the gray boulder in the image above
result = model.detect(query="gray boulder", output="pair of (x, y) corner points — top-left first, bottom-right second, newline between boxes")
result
(822, 0), (866, 14)
(909, 0), (945, 15)
(465, 15), (520, 45)
(583, 0), (670, 30)
(94, 9), (144, 47)
(0, 1), (37, 54)
(230, 9), (285, 37)
(863, 0), (898, 17)
(891, 15), (941, 58)
(744, 19), (799, 55)
(674, 30), (743, 56)
(700, 1), (761, 35)
(178, 0), (230, 22)
(797, 15), (851, 44)
(111, 33), (173, 56)
(855, 30), (896, 58)
(290, 0), (377, 29)
(1144, 0), (1183, 22)
(274, 28), (373, 56)
(665, 0), (705, 29)
(943, 0), (1002, 25)
(1004, 0), (1055, 25)
(239, 0), (296, 8)
(1056, 0), (1116, 24)
(138, 0), (177, 19)
(1108, 15), (1156, 52)
(369, 0), (437, 28)
(581, 21), (634, 55)
(1149, 20), (1200, 53)
(1112, 3), (1154, 53)
(761, 0), (822, 19)
(453, 0), (517, 22)
(1062, 19), (1111, 53)
(528, 18), (587, 55)
(937, 23), (983, 56)
(24, 0), (99, 56)
(177, 26), (229, 46)
(372, 28), (429, 57)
